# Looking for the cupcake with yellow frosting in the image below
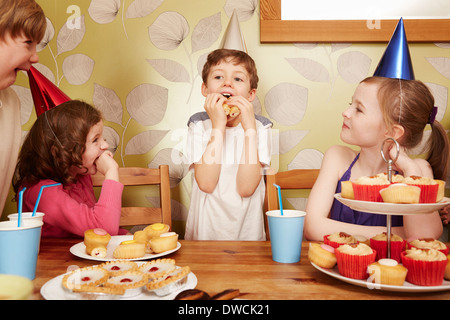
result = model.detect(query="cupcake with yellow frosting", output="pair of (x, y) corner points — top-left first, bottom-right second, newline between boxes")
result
(367, 258), (408, 286)
(401, 248), (447, 286)
(324, 232), (358, 248)
(403, 175), (439, 203)
(335, 243), (377, 280)
(352, 174), (391, 202)
(144, 223), (170, 239)
(370, 232), (406, 263)
(113, 240), (145, 259)
(308, 243), (337, 269)
(408, 238), (449, 256)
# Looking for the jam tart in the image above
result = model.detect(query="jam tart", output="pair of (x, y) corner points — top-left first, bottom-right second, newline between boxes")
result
(71, 285), (126, 296)
(146, 266), (190, 296)
(62, 266), (109, 291)
(105, 270), (149, 298)
(100, 260), (138, 275)
(138, 258), (176, 279)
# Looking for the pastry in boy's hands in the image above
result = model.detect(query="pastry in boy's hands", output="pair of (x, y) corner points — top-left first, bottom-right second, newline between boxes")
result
(222, 94), (240, 118)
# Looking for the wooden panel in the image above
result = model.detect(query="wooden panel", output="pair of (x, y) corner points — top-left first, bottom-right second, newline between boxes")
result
(260, 0), (450, 43)
(120, 207), (162, 226)
(91, 165), (172, 228)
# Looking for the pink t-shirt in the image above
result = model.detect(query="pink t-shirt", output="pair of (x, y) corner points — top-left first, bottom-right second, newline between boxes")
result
(21, 174), (124, 238)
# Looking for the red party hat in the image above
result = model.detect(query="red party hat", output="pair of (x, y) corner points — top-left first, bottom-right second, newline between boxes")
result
(27, 66), (70, 116)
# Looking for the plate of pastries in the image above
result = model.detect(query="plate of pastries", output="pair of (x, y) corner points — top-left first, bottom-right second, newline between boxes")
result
(40, 258), (197, 300)
(70, 223), (180, 262)
(335, 173), (450, 215)
(309, 232), (450, 292)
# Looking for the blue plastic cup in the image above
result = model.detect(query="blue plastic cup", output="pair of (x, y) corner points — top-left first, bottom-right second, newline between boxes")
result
(0, 220), (43, 280)
(266, 210), (306, 263)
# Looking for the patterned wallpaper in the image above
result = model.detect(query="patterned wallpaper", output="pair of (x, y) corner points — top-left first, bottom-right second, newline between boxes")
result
(4, 0), (450, 237)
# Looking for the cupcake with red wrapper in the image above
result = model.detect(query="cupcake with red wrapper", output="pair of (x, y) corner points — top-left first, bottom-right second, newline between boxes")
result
(401, 248), (447, 286)
(323, 232), (358, 248)
(335, 243), (377, 280)
(352, 174), (391, 202)
(370, 232), (406, 263)
(408, 238), (449, 255)
(403, 176), (438, 203)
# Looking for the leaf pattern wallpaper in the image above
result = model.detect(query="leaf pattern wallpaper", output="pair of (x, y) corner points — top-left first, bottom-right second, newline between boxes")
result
(5, 0), (450, 237)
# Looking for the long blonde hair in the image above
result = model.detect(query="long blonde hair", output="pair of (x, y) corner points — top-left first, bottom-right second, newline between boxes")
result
(362, 76), (449, 180)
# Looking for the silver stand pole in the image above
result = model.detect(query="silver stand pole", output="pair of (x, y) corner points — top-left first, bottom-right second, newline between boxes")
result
(381, 138), (400, 259)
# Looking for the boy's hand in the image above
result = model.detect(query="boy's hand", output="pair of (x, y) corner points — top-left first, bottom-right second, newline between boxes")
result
(227, 95), (256, 131)
(204, 93), (227, 129)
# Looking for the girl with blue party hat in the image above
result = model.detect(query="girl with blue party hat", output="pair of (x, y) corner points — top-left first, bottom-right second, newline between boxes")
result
(305, 19), (449, 241)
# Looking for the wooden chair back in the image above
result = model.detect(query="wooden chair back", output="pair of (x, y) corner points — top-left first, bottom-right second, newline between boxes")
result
(91, 165), (171, 228)
(264, 169), (319, 239)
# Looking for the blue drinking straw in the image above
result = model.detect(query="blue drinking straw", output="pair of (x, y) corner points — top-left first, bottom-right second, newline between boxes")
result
(18, 187), (26, 227)
(273, 183), (283, 216)
(32, 183), (62, 216)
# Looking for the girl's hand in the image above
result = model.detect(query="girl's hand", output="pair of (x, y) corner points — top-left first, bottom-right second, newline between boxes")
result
(95, 151), (119, 181)
(389, 144), (423, 177)
(440, 206), (449, 225)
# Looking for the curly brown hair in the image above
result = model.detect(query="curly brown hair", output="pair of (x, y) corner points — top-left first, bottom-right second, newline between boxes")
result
(13, 100), (103, 194)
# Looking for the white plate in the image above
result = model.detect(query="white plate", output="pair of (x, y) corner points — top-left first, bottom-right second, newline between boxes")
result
(334, 194), (450, 215)
(40, 265), (197, 300)
(311, 262), (450, 293)
(70, 235), (181, 262)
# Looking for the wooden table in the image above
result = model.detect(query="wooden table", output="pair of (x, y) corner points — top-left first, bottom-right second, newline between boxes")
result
(32, 238), (450, 300)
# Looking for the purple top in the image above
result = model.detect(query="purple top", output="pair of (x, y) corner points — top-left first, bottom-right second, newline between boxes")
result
(329, 153), (403, 227)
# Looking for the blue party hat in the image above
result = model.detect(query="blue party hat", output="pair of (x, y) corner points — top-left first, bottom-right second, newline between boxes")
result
(373, 18), (415, 80)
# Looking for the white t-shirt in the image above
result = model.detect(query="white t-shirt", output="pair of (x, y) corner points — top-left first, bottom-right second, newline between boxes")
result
(185, 112), (272, 240)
